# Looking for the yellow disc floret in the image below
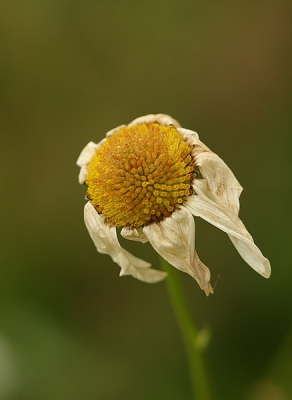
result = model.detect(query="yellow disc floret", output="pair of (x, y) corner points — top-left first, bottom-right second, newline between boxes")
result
(86, 123), (196, 227)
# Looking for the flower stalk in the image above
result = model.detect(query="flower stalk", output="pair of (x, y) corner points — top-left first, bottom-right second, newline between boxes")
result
(159, 256), (212, 400)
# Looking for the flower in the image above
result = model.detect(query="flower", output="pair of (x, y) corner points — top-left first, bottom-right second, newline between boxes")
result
(77, 114), (271, 295)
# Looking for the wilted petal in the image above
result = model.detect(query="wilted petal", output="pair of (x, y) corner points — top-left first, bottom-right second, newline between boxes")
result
(128, 114), (181, 128)
(143, 207), (213, 295)
(76, 142), (97, 184)
(182, 135), (211, 153)
(121, 249), (167, 283)
(176, 127), (199, 140)
(195, 151), (243, 214)
(78, 166), (88, 185)
(186, 180), (271, 278)
(84, 202), (166, 283)
(76, 140), (107, 184)
(105, 124), (126, 138)
(76, 141), (98, 168)
(121, 227), (148, 243)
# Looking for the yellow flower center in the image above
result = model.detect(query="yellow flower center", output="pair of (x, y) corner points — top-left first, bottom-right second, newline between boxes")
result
(86, 123), (195, 227)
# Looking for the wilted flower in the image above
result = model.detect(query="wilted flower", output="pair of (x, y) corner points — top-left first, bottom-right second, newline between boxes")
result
(77, 114), (271, 295)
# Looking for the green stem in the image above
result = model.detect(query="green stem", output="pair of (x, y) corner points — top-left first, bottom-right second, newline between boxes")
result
(159, 256), (212, 400)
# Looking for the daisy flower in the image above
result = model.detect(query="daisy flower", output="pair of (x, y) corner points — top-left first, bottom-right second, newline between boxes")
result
(77, 114), (271, 295)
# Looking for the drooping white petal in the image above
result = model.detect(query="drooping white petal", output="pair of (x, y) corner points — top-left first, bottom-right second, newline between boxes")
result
(143, 207), (213, 295)
(177, 132), (243, 215)
(84, 202), (166, 283)
(120, 249), (167, 283)
(121, 227), (148, 243)
(128, 114), (181, 128)
(195, 151), (243, 215)
(185, 180), (271, 278)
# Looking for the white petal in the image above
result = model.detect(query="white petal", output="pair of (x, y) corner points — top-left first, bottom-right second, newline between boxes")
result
(78, 166), (88, 185)
(128, 114), (181, 128)
(76, 141), (98, 168)
(181, 135), (211, 153)
(121, 249), (167, 282)
(185, 180), (271, 278)
(176, 127), (199, 139)
(105, 124), (126, 137)
(84, 202), (166, 283)
(76, 140), (106, 184)
(177, 134), (212, 161)
(143, 207), (213, 295)
(195, 151), (243, 214)
(121, 227), (148, 243)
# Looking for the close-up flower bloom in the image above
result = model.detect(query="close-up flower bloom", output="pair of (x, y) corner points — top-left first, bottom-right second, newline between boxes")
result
(77, 114), (271, 295)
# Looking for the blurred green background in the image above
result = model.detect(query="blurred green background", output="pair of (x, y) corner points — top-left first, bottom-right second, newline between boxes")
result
(0, 1), (291, 399)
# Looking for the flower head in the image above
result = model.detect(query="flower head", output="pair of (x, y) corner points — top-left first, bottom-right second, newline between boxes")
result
(77, 114), (271, 295)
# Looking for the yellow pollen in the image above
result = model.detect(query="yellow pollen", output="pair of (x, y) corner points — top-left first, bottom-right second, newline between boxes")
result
(86, 123), (196, 227)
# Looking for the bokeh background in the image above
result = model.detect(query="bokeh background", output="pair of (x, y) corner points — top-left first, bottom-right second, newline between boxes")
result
(0, 1), (291, 399)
